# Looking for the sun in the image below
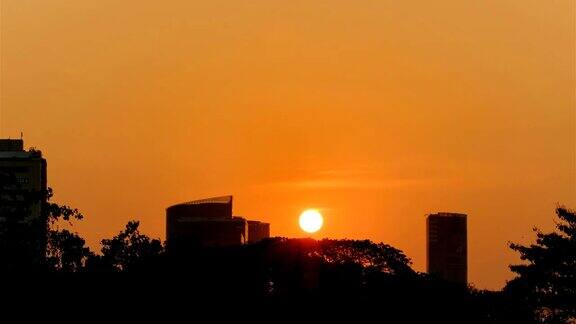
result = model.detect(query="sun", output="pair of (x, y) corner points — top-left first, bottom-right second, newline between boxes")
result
(299, 209), (324, 233)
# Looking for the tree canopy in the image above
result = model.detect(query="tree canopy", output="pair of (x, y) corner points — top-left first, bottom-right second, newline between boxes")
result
(507, 207), (576, 323)
(96, 220), (164, 272)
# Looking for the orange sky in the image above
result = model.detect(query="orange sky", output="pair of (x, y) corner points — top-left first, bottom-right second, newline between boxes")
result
(1, 0), (574, 289)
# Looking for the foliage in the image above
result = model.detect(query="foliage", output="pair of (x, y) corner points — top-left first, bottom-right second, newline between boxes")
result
(45, 188), (84, 224)
(44, 187), (94, 272)
(507, 206), (576, 323)
(46, 229), (93, 272)
(315, 239), (414, 275)
(234, 237), (417, 296)
(98, 220), (164, 271)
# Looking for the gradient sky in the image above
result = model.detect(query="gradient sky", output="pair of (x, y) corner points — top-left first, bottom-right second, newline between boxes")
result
(1, 0), (574, 289)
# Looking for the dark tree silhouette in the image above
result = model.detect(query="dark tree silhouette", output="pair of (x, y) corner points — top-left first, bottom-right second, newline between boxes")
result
(45, 188), (93, 271)
(0, 169), (93, 272)
(507, 206), (576, 323)
(315, 239), (415, 275)
(46, 229), (92, 272)
(97, 220), (164, 272)
(237, 238), (417, 296)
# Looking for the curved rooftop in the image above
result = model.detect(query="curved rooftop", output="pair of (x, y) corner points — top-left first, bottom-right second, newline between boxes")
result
(168, 195), (232, 209)
(166, 195), (234, 221)
(428, 212), (467, 218)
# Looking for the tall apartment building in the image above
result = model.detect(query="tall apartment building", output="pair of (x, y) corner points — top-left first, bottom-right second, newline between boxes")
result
(427, 212), (467, 284)
(0, 139), (48, 268)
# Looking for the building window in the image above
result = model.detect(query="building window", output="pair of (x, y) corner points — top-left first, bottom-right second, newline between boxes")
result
(16, 177), (29, 185)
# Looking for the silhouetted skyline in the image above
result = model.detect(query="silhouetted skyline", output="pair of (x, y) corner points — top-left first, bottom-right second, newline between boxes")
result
(1, 137), (575, 323)
(1, 0), (574, 291)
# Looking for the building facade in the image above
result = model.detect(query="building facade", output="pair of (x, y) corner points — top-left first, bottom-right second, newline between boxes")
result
(247, 220), (270, 244)
(0, 139), (48, 268)
(426, 212), (467, 284)
(166, 196), (270, 252)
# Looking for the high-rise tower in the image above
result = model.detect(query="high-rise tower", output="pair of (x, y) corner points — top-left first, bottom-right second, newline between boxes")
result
(426, 212), (467, 284)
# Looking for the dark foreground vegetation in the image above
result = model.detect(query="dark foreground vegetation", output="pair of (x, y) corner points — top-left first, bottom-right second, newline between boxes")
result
(0, 185), (574, 323)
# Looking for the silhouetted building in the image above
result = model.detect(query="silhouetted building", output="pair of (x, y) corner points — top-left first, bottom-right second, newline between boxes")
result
(0, 139), (48, 267)
(426, 212), (467, 284)
(247, 220), (270, 244)
(166, 196), (270, 251)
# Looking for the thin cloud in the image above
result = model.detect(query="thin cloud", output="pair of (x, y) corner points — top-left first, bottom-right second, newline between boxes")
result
(255, 176), (458, 190)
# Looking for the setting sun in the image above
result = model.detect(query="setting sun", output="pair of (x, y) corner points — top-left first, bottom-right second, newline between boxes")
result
(299, 209), (324, 234)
